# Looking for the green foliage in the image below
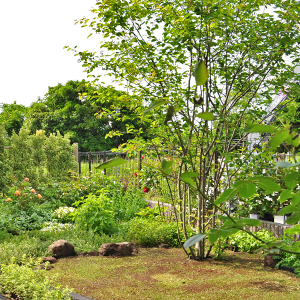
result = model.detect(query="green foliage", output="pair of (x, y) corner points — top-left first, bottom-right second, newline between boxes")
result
(229, 230), (276, 253)
(103, 184), (147, 221)
(43, 132), (76, 180)
(24, 80), (146, 151)
(0, 125), (10, 195)
(0, 102), (28, 136)
(52, 206), (75, 224)
(72, 193), (118, 235)
(126, 217), (192, 247)
(0, 228), (126, 265)
(0, 256), (72, 300)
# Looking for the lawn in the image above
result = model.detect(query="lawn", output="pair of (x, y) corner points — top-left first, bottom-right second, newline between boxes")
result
(49, 248), (300, 300)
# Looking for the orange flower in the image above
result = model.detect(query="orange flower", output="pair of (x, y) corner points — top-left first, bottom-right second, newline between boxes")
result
(37, 194), (42, 199)
(15, 190), (21, 196)
(6, 198), (12, 202)
(24, 178), (29, 182)
(30, 189), (36, 193)
(30, 197), (32, 200)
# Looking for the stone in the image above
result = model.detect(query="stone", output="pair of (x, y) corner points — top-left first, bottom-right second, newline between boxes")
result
(48, 240), (76, 258)
(99, 242), (138, 256)
(83, 251), (100, 256)
(42, 256), (57, 264)
(264, 254), (281, 268)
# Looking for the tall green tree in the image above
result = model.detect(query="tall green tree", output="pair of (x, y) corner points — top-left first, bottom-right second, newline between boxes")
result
(68, 0), (300, 259)
(0, 102), (28, 137)
(24, 80), (144, 151)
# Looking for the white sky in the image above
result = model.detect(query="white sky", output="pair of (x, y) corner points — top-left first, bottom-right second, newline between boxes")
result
(0, 0), (104, 107)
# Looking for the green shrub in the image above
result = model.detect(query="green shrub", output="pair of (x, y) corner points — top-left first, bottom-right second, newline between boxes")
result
(38, 174), (123, 207)
(229, 229), (276, 253)
(126, 217), (191, 247)
(0, 201), (53, 233)
(72, 193), (118, 235)
(0, 256), (72, 300)
(52, 206), (75, 223)
(276, 236), (300, 276)
(102, 184), (147, 221)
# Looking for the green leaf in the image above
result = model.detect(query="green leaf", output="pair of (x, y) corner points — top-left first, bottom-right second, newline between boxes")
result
(277, 161), (300, 168)
(269, 130), (289, 150)
(286, 212), (300, 225)
(277, 205), (297, 215)
(164, 105), (175, 125)
(161, 159), (173, 174)
(194, 61), (208, 86)
(95, 157), (127, 169)
(183, 234), (206, 249)
(181, 177), (196, 188)
(208, 228), (239, 244)
(284, 225), (300, 235)
(251, 176), (276, 182)
(215, 188), (238, 205)
(232, 180), (253, 188)
(181, 172), (198, 179)
(144, 100), (167, 115)
(238, 183), (256, 198)
(284, 172), (300, 189)
(256, 181), (280, 193)
(197, 112), (215, 121)
(247, 125), (275, 133)
(292, 191), (300, 205)
(278, 189), (293, 203)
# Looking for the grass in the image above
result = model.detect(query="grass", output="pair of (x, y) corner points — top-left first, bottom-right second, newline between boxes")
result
(49, 248), (300, 300)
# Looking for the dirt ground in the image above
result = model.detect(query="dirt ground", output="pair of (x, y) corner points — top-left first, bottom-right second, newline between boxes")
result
(49, 247), (300, 300)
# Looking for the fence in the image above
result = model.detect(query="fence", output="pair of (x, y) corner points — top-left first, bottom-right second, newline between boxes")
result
(249, 220), (299, 239)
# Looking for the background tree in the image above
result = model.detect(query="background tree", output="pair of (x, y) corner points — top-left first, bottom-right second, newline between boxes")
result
(0, 102), (28, 137)
(68, 0), (300, 259)
(24, 80), (145, 151)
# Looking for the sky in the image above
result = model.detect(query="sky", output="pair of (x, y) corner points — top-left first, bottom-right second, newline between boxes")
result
(1, 2), (299, 109)
(0, 0), (103, 107)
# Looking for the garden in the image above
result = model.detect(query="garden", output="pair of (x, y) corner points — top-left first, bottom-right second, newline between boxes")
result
(2, 0), (300, 299)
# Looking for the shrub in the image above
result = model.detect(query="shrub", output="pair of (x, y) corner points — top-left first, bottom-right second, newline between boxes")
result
(52, 206), (75, 223)
(229, 229), (276, 253)
(126, 217), (192, 247)
(72, 193), (118, 235)
(102, 184), (147, 221)
(276, 236), (300, 276)
(0, 256), (73, 300)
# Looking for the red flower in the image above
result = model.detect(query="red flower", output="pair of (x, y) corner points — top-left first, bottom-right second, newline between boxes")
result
(143, 187), (149, 193)
(141, 156), (144, 159)
(134, 172), (138, 177)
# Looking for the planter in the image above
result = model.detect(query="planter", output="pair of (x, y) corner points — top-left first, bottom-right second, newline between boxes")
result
(274, 215), (286, 224)
(249, 214), (260, 219)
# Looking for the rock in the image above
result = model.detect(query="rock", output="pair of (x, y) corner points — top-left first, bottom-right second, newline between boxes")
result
(84, 251), (100, 256)
(99, 242), (138, 256)
(264, 254), (281, 268)
(49, 240), (76, 258)
(42, 256), (57, 264)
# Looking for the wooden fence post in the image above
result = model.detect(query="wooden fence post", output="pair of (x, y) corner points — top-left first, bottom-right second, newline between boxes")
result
(88, 152), (92, 172)
(73, 143), (79, 175)
(103, 152), (107, 175)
